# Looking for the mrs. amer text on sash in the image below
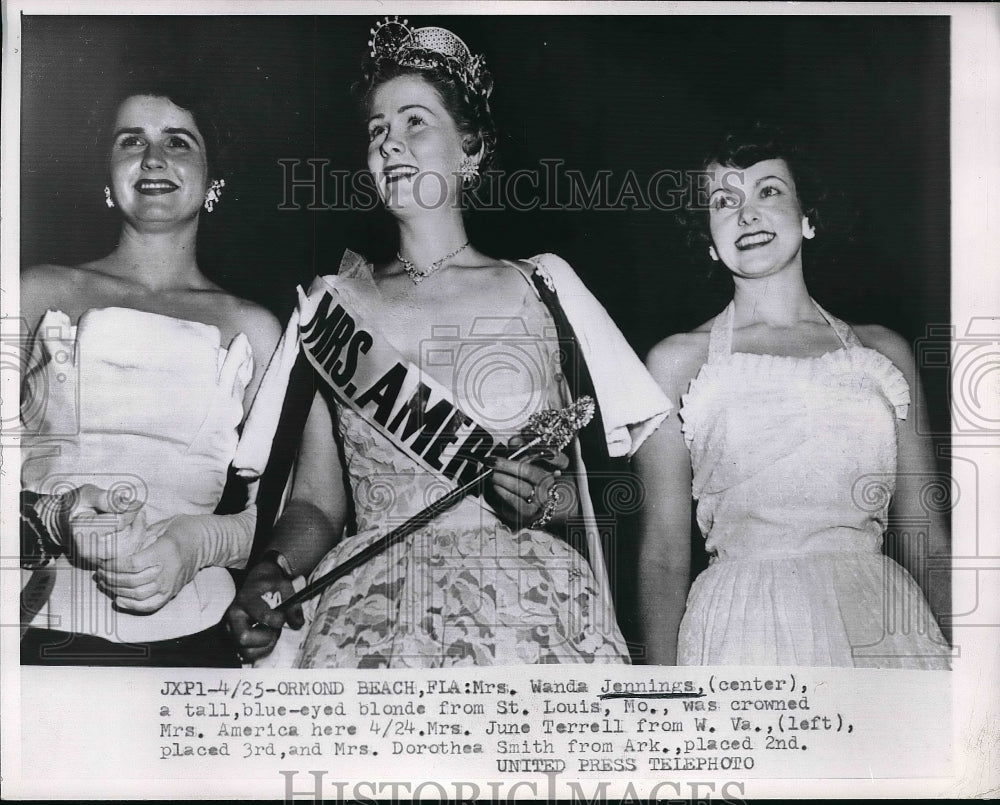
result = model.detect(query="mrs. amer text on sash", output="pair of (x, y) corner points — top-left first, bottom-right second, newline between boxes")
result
(300, 286), (504, 489)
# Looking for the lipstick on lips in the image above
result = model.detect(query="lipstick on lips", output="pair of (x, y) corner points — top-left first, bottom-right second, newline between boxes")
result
(735, 231), (776, 250)
(134, 179), (179, 195)
(383, 165), (418, 184)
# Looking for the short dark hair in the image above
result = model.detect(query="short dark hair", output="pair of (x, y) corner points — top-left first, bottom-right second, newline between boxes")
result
(94, 73), (232, 180)
(353, 56), (498, 173)
(681, 121), (827, 251)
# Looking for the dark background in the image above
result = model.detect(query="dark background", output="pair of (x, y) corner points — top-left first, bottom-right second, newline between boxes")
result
(20, 15), (950, 347)
(20, 14), (951, 655)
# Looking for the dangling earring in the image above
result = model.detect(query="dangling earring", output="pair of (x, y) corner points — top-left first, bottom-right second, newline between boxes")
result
(104, 186), (115, 209)
(708, 245), (720, 262)
(457, 155), (479, 187)
(801, 217), (816, 240)
(204, 179), (225, 212)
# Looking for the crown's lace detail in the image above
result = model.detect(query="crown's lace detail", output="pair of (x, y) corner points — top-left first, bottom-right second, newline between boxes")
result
(368, 16), (492, 102)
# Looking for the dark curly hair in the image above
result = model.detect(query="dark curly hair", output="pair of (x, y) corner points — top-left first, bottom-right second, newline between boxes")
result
(681, 121), (827, 253)
(92, 72), (232, 182)
(353, 53), (498, 175)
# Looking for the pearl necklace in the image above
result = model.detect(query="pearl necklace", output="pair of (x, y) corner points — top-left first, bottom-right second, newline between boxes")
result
(397, 241), (470, 284)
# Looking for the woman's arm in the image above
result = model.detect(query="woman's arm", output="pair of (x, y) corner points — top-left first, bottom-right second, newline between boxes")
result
(230, 299), (283, 414)
(858, 325), (952, 645)
(634, 336), (703, 665)
(226, 390), (351, 662)
(264, 389), (351, 572)
(21, 485), (147, 569)
(19, 264), (69, 335)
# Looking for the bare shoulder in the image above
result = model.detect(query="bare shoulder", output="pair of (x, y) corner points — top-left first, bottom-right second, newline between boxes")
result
(852, 323), (915, 378)
(852, 322), (911, 354)
(646, 329), (712, 400)
(21, 263), (70, 283)
(19, 264), (84, 331)
(21, 263), (83, 295)
(222, 295), (283, 355)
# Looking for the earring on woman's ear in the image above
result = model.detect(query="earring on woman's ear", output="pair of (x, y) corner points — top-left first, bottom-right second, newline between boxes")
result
(104, 186), (115, 209)
(204, 179), (225, 212)
(708, 245), (720, 262)
(457, 155), (479, 187)
(802, 217), (816, 240)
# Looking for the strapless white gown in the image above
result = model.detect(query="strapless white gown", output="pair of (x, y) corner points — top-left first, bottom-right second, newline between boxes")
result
(22, 307), (253, 642)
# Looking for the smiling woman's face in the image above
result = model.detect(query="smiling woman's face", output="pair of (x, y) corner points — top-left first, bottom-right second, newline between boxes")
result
(365, 74), (468, 212)
(108, 94), (209, 225)
(707, 158), (810, 279)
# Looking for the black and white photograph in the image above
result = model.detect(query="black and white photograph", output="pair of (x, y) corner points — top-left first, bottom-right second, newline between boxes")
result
(2, 1), (997, 799)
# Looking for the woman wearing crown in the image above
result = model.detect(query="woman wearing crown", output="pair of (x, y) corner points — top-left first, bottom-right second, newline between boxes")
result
(226, 19), (671, 667)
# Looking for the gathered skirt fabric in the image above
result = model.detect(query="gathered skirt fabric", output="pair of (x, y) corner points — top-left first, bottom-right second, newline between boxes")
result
(678, 551), (950, 668)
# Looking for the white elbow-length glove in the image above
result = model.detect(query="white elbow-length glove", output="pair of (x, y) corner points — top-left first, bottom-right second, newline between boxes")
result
(95, 504), (257, 615)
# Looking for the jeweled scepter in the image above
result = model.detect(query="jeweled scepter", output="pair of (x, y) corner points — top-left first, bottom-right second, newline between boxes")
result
(266, 397), (595, 615)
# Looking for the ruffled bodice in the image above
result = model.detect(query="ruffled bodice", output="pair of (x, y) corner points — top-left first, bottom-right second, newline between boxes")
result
(22, 307), (253, 642)
(679, 301), (909, 559)
(675, 301), (949, 667)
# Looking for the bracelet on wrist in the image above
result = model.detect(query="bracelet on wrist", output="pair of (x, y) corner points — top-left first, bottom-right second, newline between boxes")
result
(21, 490), (66, 569)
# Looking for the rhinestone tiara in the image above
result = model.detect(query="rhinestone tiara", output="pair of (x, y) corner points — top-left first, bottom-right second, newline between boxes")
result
(368, 16), (491, 100)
